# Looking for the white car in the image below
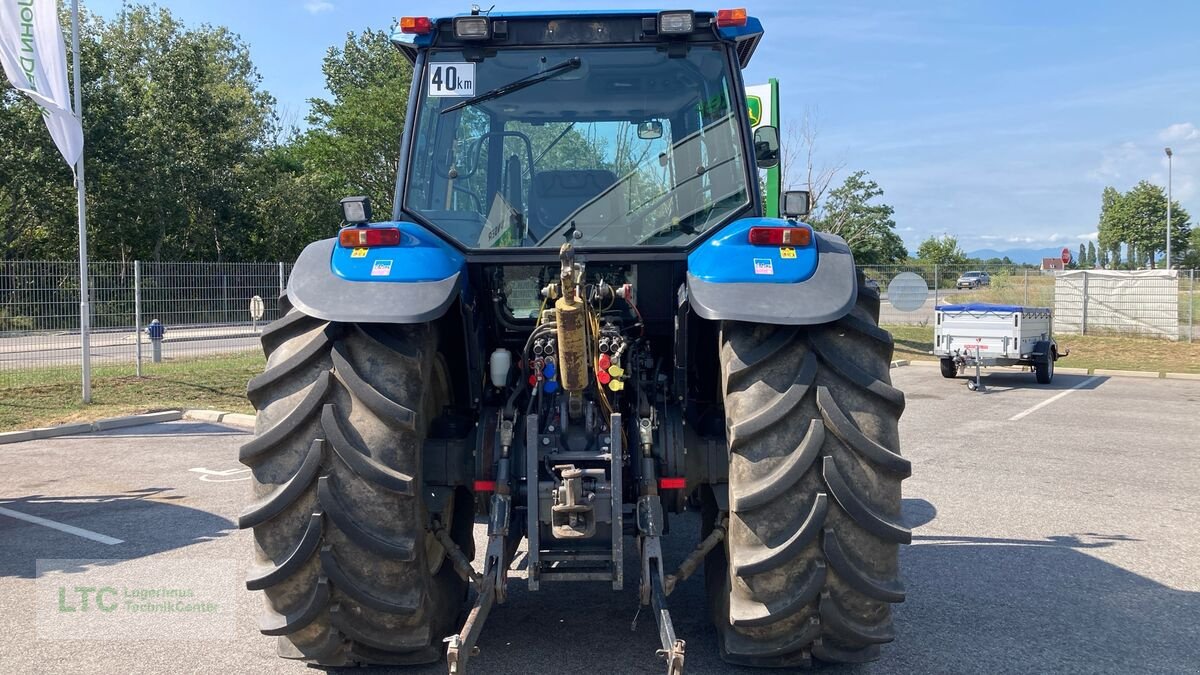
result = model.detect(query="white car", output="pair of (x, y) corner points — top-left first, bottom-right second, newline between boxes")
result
(956, 271), (990, 289)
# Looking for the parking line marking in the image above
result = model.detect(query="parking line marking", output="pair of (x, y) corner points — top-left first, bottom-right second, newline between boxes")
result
(0, 505), (124, 545)
(1008, 376), (1101, 422)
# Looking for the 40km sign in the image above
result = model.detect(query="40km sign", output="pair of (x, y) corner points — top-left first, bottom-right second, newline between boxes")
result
(428, 63), (475, 97)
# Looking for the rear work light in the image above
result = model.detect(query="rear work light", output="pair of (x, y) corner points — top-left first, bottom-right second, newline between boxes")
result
(748, 226), (812, 246)
(716, 8), (748, 27)
(453, 16), (490, 39)
(658, 11), (695, 34)
(340, 227), (401, 248)
(399, 16), (433, 34)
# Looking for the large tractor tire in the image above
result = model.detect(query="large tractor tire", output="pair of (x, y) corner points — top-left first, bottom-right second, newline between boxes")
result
(709, 278), (911, 667)
(237, 301), (471, 666)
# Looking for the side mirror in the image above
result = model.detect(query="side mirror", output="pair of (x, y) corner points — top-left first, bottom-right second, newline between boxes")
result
(636, 120), (664, 140)
(753, 125), (780, 168)
(782, 190), (811, 219)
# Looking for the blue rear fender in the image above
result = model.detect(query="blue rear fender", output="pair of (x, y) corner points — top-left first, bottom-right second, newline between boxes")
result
(287, 222), (467, 324)
(686, 217), (858, 325)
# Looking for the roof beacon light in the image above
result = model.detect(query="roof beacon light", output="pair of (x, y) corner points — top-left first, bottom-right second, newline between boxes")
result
(339, 227), (401, 248)
(454, 16), (490, 39)
(658, 11), (695, 34)
(748, 226), (812, 247)
(399, 16), (433, 35)
(716, 8), (748, 28)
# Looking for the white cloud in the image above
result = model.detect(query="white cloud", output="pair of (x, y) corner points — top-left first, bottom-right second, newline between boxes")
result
(1076, 231), (1098, 241)
(304, 1), (333, 14)
(1089, 141), (1139, 181)
(1160, 122), (1200, 143)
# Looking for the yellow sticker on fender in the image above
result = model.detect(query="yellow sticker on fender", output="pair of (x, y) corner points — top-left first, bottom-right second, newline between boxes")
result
(780, 247), (796, 259)
(351, 248), (368, 258)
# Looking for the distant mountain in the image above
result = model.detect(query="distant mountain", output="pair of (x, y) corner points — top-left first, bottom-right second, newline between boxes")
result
(966, 247), (1069, 265)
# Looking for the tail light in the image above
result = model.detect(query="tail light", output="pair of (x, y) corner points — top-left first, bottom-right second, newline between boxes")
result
(716, 8), (748, 27)
(399, 16), (433, 34)
(339, 227), (401, 248)
(748, 226), (812, 246)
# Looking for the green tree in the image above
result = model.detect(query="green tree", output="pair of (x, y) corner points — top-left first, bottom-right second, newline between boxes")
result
(1182, 228), (1200, 269)
(1086, 241), (1097, 268)
(1078, 243), (1086, 269)
(1098, 245), (1109, 269)
(916, 235), (968, 266)
(0, 4), (278, 261)
(809, 170), (906, 264)
(295, 28), (413, 224)
(1097, 181), (1192, 269)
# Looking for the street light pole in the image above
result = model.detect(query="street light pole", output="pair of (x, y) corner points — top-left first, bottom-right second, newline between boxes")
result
(1165, 147), (1173, 270)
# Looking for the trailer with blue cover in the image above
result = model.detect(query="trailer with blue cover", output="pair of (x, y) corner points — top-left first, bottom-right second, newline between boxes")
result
(236, 8), (910, 673)
(934, 302), (1066, 389)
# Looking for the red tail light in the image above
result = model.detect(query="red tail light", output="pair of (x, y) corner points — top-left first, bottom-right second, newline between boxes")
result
(748, 226), (811, 246)
(400, 16), (433, 34)
(659, 477), (687, 490)
(340, 227), (401, 248)
(716, 8), (748, 27)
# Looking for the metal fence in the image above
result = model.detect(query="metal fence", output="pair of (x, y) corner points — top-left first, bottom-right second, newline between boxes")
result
(861, 265), (1197, 341)
(1, 260), (1196, 389)
(0, 260), (290, 386)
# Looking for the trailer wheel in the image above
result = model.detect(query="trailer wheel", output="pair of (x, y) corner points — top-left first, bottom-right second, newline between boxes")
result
(239, 305), (470, 666)
(1034, 349), (1055, 384)
(939, 358), (957, 379)
(710, 277), (910, 667)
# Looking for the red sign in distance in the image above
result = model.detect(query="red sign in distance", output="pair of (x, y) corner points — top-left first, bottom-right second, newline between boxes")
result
(1061, 247), (1071, 264)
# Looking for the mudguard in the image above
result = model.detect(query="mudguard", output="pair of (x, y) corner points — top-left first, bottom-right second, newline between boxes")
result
(287, 222), (465, 324)
(686, 221), (857, 326)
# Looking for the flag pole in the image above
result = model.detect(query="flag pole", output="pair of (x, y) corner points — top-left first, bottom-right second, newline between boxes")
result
(70, 0), (90, 403)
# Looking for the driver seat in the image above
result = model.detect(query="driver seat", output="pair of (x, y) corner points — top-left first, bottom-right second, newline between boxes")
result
(529, 169), (620, 239)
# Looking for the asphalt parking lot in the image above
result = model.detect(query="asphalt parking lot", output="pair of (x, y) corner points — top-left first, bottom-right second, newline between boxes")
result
(1, 365), (1198, 674)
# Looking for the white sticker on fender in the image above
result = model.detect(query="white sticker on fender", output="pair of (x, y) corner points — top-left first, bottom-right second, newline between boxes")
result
(371, 260), (393, 277)
(753, 258), (774, 275)
(427, 63), (475, 97)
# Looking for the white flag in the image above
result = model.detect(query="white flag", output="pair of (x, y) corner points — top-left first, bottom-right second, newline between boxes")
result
(0, 0), (83, 168)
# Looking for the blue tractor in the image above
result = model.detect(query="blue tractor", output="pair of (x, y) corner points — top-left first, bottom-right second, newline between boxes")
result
(239, 8), (910, 673)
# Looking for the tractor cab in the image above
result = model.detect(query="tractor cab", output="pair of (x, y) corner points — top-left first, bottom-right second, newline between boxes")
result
(391, 9), (776, 251)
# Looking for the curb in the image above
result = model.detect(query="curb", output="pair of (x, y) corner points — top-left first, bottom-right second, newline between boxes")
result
(183, 410), (256, 430)
(0, 411), (184, 446)
(0, 409), (257, 446)
(894, 357), (1200, 381)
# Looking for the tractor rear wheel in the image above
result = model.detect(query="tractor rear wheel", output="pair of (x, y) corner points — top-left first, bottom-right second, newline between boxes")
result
(238, 303), (471, 666)
(710, 277), (911, 667)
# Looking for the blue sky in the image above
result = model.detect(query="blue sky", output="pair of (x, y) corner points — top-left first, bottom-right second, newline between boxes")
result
(86, 1), (1200, 253)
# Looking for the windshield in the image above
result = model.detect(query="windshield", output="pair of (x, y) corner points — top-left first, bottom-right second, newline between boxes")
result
(404, 46), (752, 249)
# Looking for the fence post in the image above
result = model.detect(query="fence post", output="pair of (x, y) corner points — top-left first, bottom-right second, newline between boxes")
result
(1191, 269), (1195, 343)
(933, 264), (939, 309)
(278, 261), (285, 300)
(1081, 270), (1089, 335)
(134, 260), (143, 377)
(1023, 269), (1029, 306)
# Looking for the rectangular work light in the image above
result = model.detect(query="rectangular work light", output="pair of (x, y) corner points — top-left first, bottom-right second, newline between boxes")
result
(454, 16), (491, 39)
(658, 11), (695, 34)
(340, 196), (372, 224)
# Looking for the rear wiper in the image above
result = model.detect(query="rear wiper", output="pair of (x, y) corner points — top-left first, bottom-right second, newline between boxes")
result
(440, 57), (582, 115)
